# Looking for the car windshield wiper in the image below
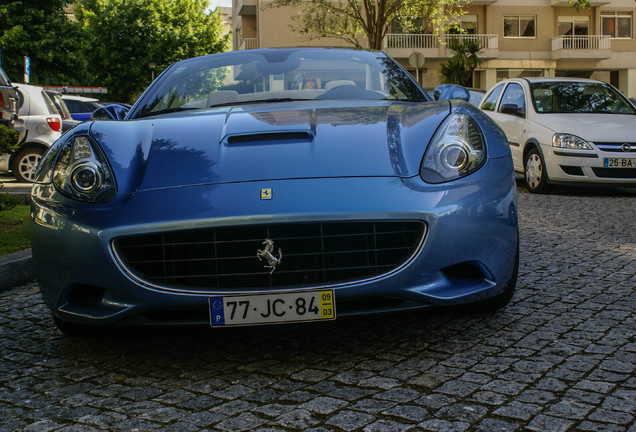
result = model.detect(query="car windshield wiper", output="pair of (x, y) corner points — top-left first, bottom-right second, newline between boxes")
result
(135, 107), (198, 119)
(209, 98), (313, 108)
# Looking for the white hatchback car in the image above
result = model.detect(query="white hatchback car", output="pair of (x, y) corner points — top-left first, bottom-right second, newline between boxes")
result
(480, 77), (636, 193)
(0, 84), (62, 182)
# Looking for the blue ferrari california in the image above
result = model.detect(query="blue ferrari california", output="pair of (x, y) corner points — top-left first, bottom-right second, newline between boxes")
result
(30, 48), (518, 335)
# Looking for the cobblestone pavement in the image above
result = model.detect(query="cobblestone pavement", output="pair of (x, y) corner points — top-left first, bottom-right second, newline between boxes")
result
(1, 185), (635, 432)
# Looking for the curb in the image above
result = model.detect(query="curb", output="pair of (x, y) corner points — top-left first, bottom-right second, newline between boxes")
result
(0, 249), (35, 292)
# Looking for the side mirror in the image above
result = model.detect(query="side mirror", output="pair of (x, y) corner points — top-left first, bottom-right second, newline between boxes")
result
(91, 104), (130, 121)
(500, 104), (524, 118)
(433, 84), (470, 102)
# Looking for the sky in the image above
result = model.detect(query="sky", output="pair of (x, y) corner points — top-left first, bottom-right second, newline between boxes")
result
(208, 0), (232, 9)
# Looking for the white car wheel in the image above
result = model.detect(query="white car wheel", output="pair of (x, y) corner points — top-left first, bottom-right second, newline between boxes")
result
(524, 148), (550, 194)
(12, 148), (45, 183)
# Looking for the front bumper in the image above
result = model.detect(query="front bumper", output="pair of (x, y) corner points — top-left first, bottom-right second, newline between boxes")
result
(543, 145), (636, 185)
(31, 158), (518, 327)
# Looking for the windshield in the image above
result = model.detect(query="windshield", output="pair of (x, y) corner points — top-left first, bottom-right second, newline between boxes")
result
(530, 81), (636, 114)
(131, 49), (427, 119)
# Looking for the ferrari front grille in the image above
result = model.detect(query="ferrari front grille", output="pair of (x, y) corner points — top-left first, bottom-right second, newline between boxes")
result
(113, 221), (426, 292)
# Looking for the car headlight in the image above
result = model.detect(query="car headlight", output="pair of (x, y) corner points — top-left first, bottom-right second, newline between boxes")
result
(53, 135), (117, 202)
(552, 134), (592, 150)
(420, 113), (486, 183)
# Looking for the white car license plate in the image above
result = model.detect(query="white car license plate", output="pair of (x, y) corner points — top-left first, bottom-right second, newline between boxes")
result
(209, 290), (335, 327)
(603, 157), (635, 168)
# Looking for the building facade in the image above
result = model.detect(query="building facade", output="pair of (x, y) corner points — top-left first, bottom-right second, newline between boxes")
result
(232, 0), (636, 97)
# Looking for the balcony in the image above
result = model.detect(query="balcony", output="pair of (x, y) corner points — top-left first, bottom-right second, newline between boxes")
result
(551, 35), (611, 60)
(238, 38), (259, 50)
(384, 34), (499, 60)
(236, 0), (256, 16)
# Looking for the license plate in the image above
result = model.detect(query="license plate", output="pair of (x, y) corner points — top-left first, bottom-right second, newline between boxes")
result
(604, 157), (635, 168)
(209, 290), (335, 327)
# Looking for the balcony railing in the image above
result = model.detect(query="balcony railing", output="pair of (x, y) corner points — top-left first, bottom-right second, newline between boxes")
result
(551, 35), (611, 51)
(384, 34), (499, 50)
(445, 34), (499, 49)
(385, 34), (440, 49)
(239, 38), (259, 50)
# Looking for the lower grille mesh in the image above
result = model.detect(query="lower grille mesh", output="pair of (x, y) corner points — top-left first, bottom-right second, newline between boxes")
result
(592, 167), (636, 179)
(113, 221), (425, 292)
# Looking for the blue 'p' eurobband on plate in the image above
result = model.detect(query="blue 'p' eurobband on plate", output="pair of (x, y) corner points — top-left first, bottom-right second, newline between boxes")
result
(30, 48), (518, 335)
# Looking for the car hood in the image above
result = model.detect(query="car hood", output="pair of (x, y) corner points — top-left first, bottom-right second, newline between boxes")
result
(533, 113), (636, 141)
(89, 100), (451, 193)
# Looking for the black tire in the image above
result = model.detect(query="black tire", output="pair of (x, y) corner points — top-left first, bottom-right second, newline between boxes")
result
(465, 239), (519, 314)
(11, 147), (45, 183)
(524, 147), (551, 194)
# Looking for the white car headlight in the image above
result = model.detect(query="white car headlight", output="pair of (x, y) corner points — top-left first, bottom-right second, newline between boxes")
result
(420, 113), (486, 183)
(552, 133), (593, 150)
(53, 135), (117, 202)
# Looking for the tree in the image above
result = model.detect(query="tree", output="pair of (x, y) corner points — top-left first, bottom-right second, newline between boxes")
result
(77, 0), (230, 103)
(267, 0), (467, 51)
(569, 0), (591, 12)
(0, 0), (87, 85)
(440, 38), (482, 87)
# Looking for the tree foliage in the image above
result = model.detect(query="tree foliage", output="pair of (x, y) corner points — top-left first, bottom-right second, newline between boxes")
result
(0, 124), (18, 155)
(77, 0), (230, 103)
(440, 38), (482, 86)
(267, 0), (467, 51)
(0, 0), (87, 85)
(569, 0), (591, 12)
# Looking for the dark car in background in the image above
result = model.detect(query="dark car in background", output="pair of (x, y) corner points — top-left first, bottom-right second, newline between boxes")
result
(61, 95), (102, 121)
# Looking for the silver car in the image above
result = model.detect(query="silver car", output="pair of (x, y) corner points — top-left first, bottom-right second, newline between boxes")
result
(0, 83), (62, 182)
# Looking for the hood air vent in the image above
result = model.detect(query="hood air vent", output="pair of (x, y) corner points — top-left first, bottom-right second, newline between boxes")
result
(225, 131), (313, 145)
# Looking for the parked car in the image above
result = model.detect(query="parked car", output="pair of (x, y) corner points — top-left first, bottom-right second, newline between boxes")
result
(480, 77), (636, 193)
(0, 66), (20, 130)
(61, 95), (102, 121)
(46, 90), (80, 132)
(0, 84), (61, 182)
(31, 48), (518, 335)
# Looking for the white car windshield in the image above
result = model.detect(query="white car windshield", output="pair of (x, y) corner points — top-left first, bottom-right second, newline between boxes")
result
(530, 82), (636, 114)
(131, 49), (427, 118)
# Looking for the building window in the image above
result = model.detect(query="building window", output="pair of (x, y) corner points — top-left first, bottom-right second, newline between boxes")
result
(449, 15), (478, 35)
(601, 12), (632, 39)
(558, 16), (589, 36)
(504, 16), (536, 38)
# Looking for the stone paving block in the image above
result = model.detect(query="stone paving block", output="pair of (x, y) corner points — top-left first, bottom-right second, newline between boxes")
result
(382, 404), (429, 422)
(325, 410), (375, 431)
(363, 418), (416, 431)
(526, 414), (574, 432)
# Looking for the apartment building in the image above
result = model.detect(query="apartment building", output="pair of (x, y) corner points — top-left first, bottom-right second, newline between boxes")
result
(232, 0), (636, 97)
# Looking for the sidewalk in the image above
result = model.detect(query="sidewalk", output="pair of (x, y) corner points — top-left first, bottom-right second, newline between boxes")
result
(0, 249), (34, 292)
